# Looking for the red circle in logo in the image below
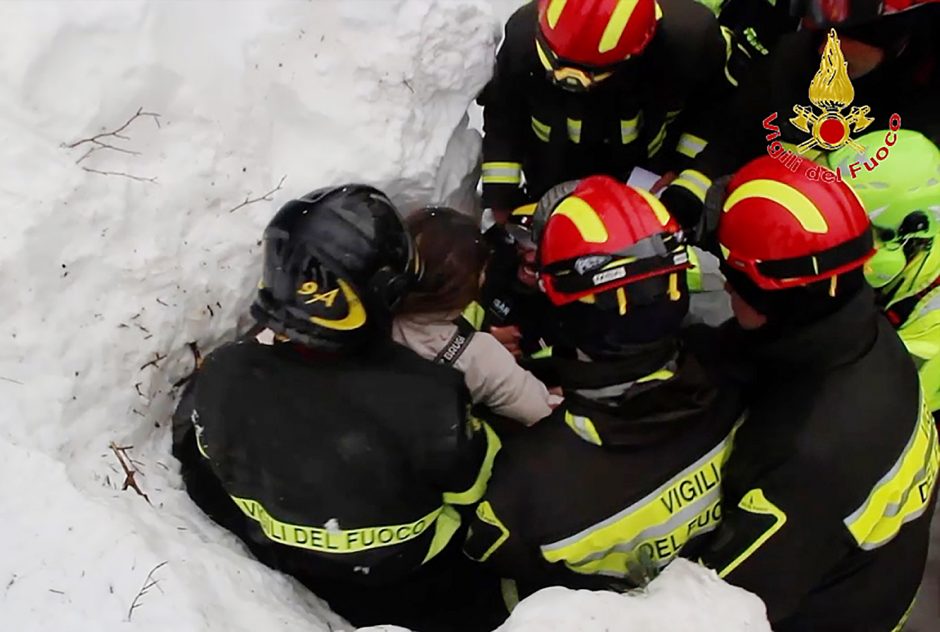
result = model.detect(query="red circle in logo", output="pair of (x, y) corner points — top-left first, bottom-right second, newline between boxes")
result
(819, 117), (847, 146)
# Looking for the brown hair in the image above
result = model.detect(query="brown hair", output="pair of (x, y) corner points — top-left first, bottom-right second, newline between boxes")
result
(398, 207), (490, 316)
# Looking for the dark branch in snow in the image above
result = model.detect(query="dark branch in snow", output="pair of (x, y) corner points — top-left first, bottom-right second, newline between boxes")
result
(64, 107), (161, 155)
(109, 442), (151, 505)
(0, 376), (24, 385)
(81, 167), (158, 184)
(171, 342), (203, 389)
(127, 561), (167, 621)
(140, 352), (167, 371)
(227, 175), (287, 213)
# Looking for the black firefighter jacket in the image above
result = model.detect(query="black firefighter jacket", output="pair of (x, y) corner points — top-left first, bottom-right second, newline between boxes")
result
(172, 337), (499, 586)
(480, 0), (728, 211)
(463, 335), (746, 601)
(662, 8), (940, 231)
(684, 287), (939, 632)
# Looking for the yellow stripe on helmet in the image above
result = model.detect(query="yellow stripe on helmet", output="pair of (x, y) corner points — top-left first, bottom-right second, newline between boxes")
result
(600, 0), (641, 54)
(554, 195), (610, 243)
(723, 179), (830, 234)
(546, 0), (569, 29)
(632, 187), (672, 226)
(512, 203), (538, 217)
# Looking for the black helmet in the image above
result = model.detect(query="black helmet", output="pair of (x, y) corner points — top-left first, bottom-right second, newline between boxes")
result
(251, 184), (421, 352)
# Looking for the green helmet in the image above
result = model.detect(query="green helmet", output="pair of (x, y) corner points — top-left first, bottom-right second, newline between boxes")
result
(827, 130), (940, 288)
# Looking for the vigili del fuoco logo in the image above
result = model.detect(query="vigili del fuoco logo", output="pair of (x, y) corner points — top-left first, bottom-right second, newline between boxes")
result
(762, 29), (902, 182)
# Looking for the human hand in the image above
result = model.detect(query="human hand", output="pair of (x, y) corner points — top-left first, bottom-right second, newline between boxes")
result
(490, 325), (522, 357)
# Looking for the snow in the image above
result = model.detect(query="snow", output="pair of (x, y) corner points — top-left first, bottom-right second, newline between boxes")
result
(0, 1), (768, 630)
(495, 561), (771, 632)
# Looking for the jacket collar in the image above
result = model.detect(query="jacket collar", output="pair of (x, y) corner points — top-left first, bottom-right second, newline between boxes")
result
(736, 286), (880, 376)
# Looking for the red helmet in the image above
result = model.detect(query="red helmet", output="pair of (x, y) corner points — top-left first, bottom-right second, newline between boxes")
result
(719, 155), (874, 291)
(537, 0), (661, 72)
(538, 175), (690, 307)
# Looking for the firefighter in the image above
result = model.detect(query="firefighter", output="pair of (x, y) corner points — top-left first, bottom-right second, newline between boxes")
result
(480, 0), (729, 221)
(172, 185), (503, 632)
(685, 154), (939, 631)
(463, 175), (745, 606)
(661, 0), (940, 232)
(829, 129), (940, 415)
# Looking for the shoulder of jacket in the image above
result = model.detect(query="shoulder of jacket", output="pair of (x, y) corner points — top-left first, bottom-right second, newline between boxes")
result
(656, 0), (722, 52)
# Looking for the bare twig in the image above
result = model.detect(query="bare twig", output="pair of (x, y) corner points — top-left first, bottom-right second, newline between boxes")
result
(109, 442), (150, 505)
(48, 589), (65, 595)
(155, 298), (169, 307)
(171, 342), (203, 389)
(0, 376), (24, 385)
(227, 175), (287, 213)
(64, 107), (161, 151)
(81, 167), (158, 184)
(134, 382), (145, 398)
(140, 353), (167, 371)
(127, 561), (167, 621)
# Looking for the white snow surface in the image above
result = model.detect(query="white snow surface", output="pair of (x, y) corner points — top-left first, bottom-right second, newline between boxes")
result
(0, 1), (766, 630)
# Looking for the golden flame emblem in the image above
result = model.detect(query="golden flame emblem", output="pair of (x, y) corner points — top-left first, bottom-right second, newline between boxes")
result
(790, 30), (873, 153)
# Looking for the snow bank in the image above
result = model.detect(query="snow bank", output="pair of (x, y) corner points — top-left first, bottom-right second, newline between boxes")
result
(0, 1), (498, 630)
(497, 561), (771, 632)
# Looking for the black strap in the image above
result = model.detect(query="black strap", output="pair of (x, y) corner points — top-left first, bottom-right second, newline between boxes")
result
(433, 317), (477, 367)
(885, 276), (940, 327)
(755, 230), (874, 280)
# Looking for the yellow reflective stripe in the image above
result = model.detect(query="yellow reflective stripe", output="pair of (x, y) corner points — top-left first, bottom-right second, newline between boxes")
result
(617, 286), (628, 315)
(717, 489), (787, 579)
(677, 133), (708, 159)
(564, 411), (603, 446)
(633, 188), (672, 226)
(531, 117), (551, 143)
(554, 195), (610, 243)
(723, 179), (830, 234)
(232, 496), (442, 554)
(461, 301), (485, 331)
(743, 27), (769, 56)
(541, 430), (735, 576)
(720, 26), (739, 87)
(719, 243), (731, 259)
(636, 368), (675, 384)
(194, 425), (210, 459)
(567, 117), (582, 144)
(423, 504), (461, 563)
(621, 116), (640, 144)
(443, 420), (502, 505)
(844, 393), (939, 549)
(512, 203), (538, 218)
(530, 346), (554, 359)
(546, 0), (568, 28)
(536, 38), (554, 72)
(673, 169), (712, 204)
(600, 0), (640, 54)
(647, 122), (668, 156)
(687, 247), (703, 291)
(482, 162), (522, 185)
(501, 578), (521, 612)
(891, 598), (917, 632)
(471, 501), (510, 562)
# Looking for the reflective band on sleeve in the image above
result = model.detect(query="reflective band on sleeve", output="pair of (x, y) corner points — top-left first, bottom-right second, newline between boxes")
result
(531, 117), (551, 143)
(843, 392), (939, 550)
(481, 161), (522, 185)
(687, 247), (703, 292)
(647, 122), (668, 157)
(461, 301), (486, 331)
(564, 411), (603, 446)
(423, 504), (462, 563)
(541, 428), (737, 578)
(471, 501), (511, 563)
(232, 496), (442, 554)
(567, 118), (582, 144)
(677, 133), (708, 159)
(720, 26), (739, 87)
(529, 346), (554, 360)
(621, 116), (640, 144)
(443, 419), (502, 506)
(672, 169), (712, 204)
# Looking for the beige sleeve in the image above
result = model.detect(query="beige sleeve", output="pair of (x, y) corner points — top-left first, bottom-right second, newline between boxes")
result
(455, 332), (553, 426)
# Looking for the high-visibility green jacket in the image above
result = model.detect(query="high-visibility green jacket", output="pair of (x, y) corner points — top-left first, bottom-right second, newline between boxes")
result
(879, 246), (940, 413)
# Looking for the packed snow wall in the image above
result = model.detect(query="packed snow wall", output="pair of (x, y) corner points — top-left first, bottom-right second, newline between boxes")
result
(0, 1), (499, 630)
